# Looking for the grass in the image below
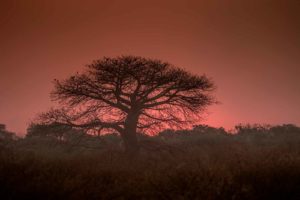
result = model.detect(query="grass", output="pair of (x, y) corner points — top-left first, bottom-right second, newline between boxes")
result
(0, 124), (300, 199)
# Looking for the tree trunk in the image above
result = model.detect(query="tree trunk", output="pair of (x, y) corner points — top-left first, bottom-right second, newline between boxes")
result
(121, 112), (140, 157)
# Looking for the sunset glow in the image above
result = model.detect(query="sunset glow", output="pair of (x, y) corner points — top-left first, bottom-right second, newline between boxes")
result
(0, 0), (299, 135)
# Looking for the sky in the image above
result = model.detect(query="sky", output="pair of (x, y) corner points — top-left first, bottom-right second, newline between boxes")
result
(0, 0), (299, 135)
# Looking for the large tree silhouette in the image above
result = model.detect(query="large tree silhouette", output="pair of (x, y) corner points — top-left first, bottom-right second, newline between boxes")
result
(40, 56), (215, 155)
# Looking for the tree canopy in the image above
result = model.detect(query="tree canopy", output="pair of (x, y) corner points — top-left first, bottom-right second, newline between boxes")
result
(39, 56), (215, 154)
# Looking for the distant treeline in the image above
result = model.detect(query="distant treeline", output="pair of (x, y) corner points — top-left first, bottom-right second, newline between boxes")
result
(1, 123), (300, 152)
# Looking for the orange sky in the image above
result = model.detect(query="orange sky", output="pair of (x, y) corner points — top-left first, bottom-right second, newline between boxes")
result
(0, 0), (299, 135)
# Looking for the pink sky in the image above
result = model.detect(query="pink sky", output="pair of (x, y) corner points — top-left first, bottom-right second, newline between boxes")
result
(0, 0), (299, 135)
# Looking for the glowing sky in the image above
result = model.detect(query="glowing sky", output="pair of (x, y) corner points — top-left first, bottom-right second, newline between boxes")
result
(0, 0), (299, 135)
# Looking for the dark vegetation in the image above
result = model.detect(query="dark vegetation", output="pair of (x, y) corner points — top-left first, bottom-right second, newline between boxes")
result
(1, 124), (300, 199)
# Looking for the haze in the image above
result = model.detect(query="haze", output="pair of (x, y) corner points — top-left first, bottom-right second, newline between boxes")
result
(0, 0), (299, 135)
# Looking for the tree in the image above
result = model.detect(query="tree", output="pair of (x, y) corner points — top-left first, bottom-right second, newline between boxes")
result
(39, 56), (215, 155)
(26, 122), (80, 141)
(0, 124), (17, 142)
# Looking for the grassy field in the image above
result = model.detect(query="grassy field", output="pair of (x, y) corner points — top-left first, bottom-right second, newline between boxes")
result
(1, 124), (300, 199)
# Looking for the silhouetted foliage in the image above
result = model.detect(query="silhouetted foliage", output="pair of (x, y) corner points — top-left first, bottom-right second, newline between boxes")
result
(0, 123), (16, 142)
(270, 124), (300, 136)
(38, 56), (215, 155)
(234, 123), (270, 135)
(27, 123), (73, 141)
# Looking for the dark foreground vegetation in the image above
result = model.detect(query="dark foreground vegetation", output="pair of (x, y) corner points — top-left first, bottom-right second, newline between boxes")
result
(1, 124), (300, 199)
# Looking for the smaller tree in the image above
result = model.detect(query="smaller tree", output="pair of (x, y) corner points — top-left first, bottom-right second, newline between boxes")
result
(27, 122), (84, 142)
(193, 124), (227, 135)
(0, 124), (17, 142)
